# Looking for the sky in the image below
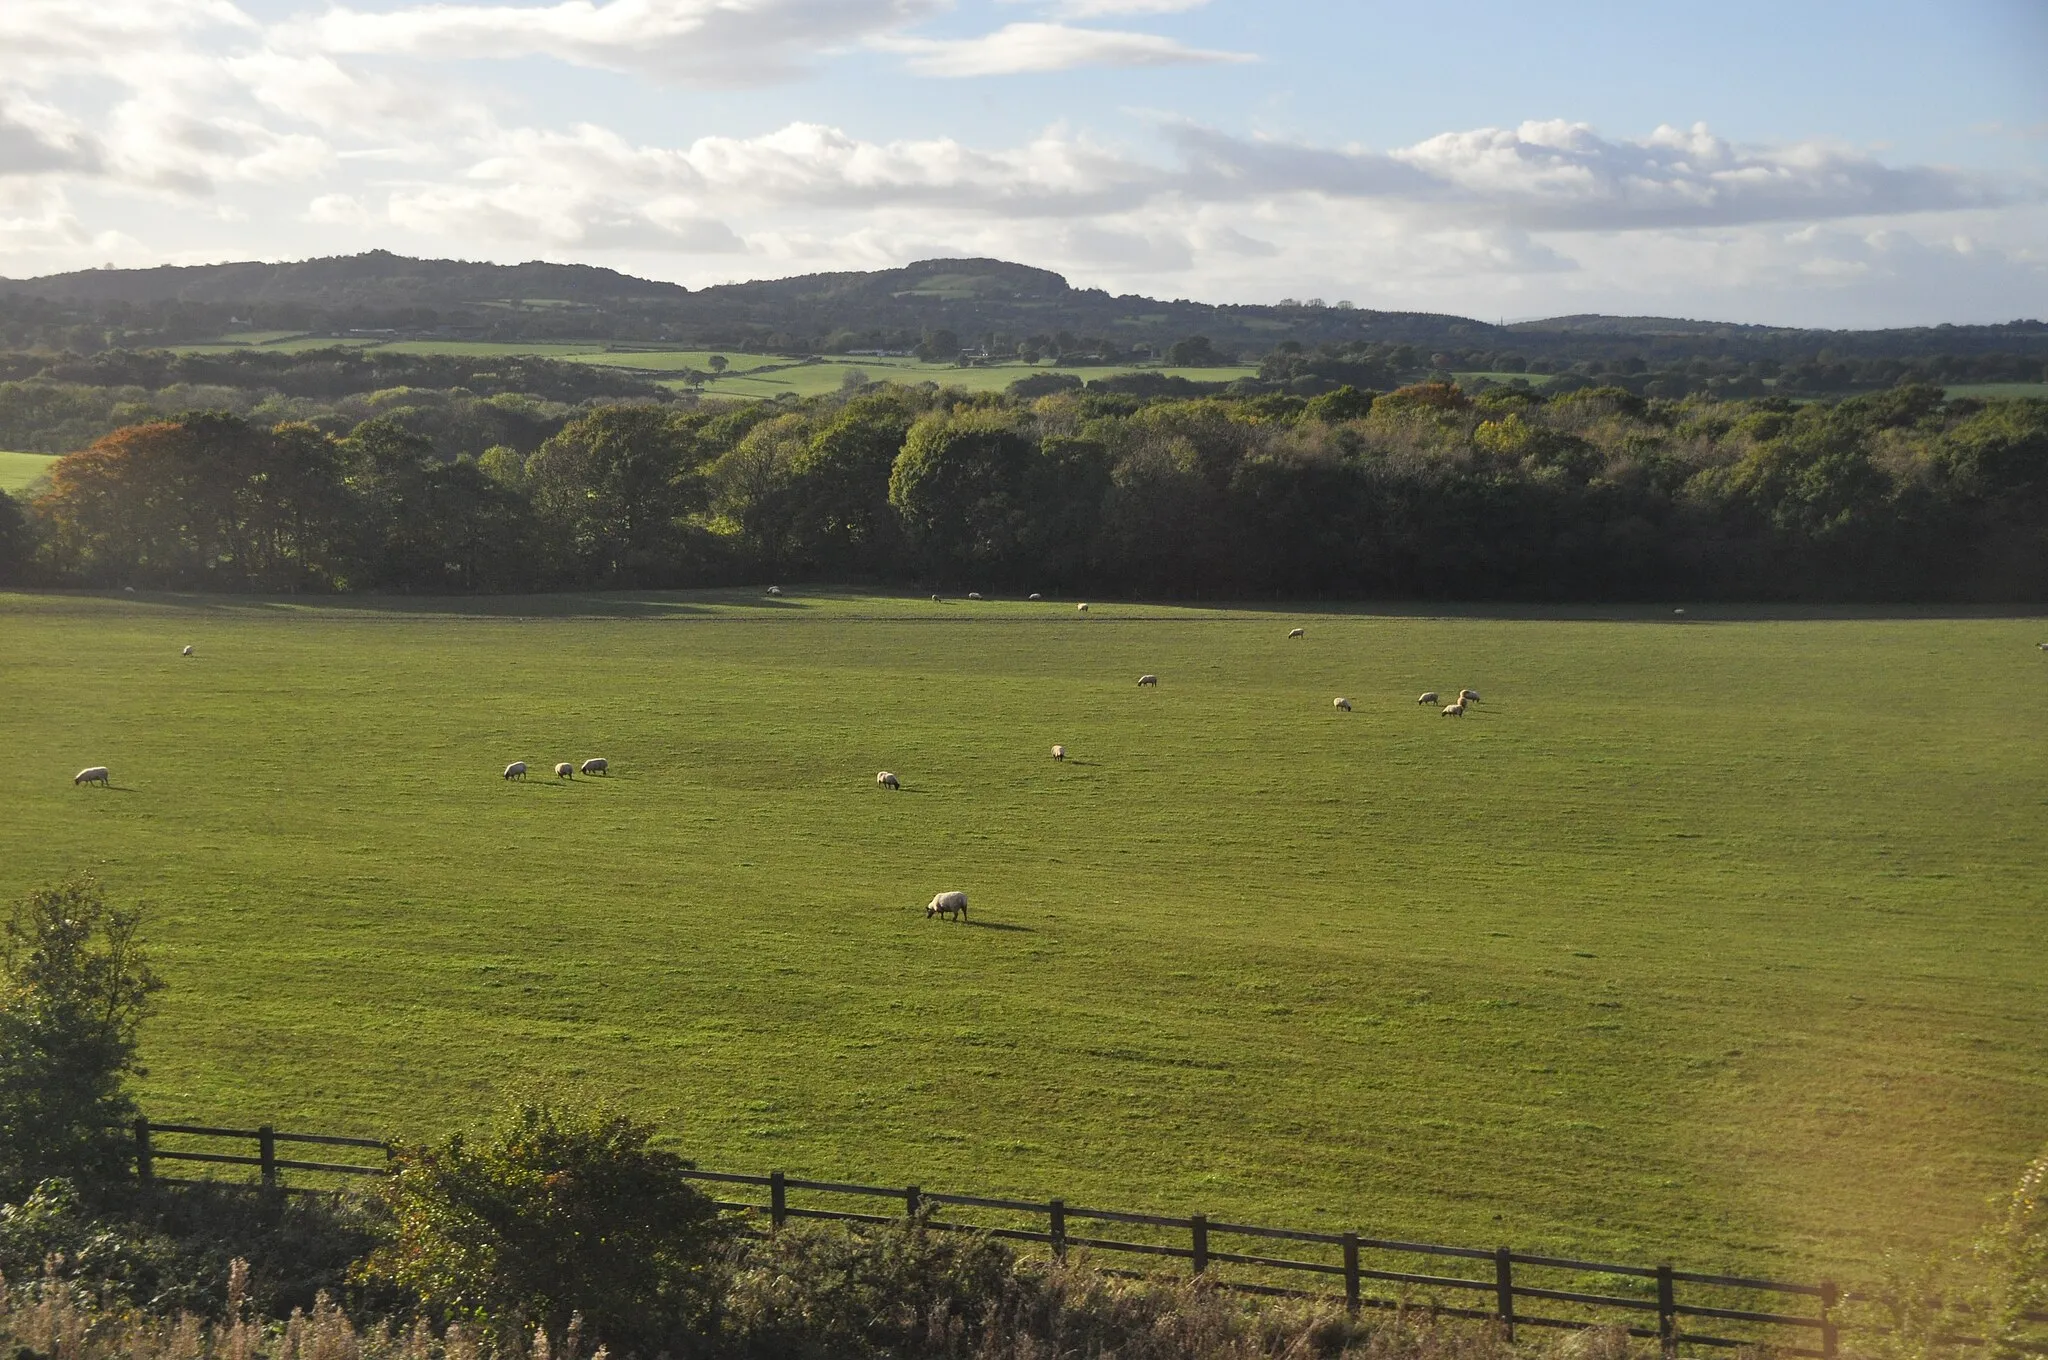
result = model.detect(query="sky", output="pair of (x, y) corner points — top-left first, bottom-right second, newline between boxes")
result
(2, 0), (2045, 327)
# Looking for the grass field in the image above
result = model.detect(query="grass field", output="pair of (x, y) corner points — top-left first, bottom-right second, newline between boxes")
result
(3, 591), (2043, 1279)
(0, 450), (56, 493)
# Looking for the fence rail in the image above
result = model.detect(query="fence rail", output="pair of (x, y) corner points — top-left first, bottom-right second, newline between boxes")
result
(133, 1119), (2048, 1359)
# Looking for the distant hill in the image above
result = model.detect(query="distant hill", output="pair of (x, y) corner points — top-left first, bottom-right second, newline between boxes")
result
(1, 251), (2044, 364)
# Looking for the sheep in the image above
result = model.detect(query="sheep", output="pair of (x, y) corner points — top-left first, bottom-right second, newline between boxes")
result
(926, 890), (968, 922)
(1442, 701), (1465, 717)
(1417, 692), (1439, 705)
(931, 594), (942, 602)
(968, 592), (983, 600)
(1137, 674), (1158, 686)
(74, 766), (110, 787)
(1673, 607), (1686, 615)
(766, 585), (782, 596)
(1334, 697), (1352, 712)
(1459, 689), (1481, 704)
(181, 644), (194, 656)
(1077, 602), (1089, 612)
(877, 771), (900, 790)
(1288, 628), (1305, 639)
(1029, 593), (1043, 601)
(503, 761), (527, 780)
(555, 762), (575, 779)
(580, 758), (608, 776)
(1051, 744), (1065, 761)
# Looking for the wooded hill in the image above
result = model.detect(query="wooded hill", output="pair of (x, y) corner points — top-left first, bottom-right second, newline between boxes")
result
(5, 252), (2045, 367)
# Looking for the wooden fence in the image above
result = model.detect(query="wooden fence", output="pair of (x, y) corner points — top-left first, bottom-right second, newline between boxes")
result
(131, 1119), (2047, 1359)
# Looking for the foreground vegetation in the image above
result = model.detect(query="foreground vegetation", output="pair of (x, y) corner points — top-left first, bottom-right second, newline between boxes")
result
(4, 378), (2044, 600)
(2, 593), (2042, 1275)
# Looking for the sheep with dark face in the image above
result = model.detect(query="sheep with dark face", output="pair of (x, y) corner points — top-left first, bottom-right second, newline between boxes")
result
(1333, 698), (1351, 712)
(1077, 603), (1089, 612)
(766, 586), (782, 596)
(1459, 689), (1481, 704)
(1288, 628), (1305, 639)
(877, 771), (900, 790)
(555, 762), (575, 778)
(1442, 702), (1466, 717)
(503, 762), (527, 780)
(1029, 593), (1043, 601)
(74, 766), (111, 787)
(1137, 674), (1158, 686)
(580, 758), (608, 776)
(181, 645), (194, 656)
(1417, 692), (1438, 705)
(926, 891), (968, 922)
(1051, 744), (1065, 761)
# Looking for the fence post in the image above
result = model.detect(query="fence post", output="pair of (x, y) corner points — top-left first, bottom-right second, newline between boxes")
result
(1495, 1247), (1515, 1340)
(1656, 1264), (1676, 1360)
(1049, 1200), (1067, 1262)
(1344, 1233), (1361, 1315)
(1191, 1214), (1208, 1275)
(258, 1124), (278, 1191)
(770, 1172), (786, 1232)
(134, 1117), (153, 1185)
(1820, 1280), (1838, 1360)
(905, 1184), (921, 1222)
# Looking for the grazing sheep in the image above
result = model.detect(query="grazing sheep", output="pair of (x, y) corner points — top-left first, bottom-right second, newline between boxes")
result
(1137, 674), (1158, 686)
(580, 758), (608, 776)
(1459, 689), (1481, 704)
(1334, 697), (1352, 712)
(1051, 744), (1065, 761)
(926, 890), (968, 922)
(1029, 593), (1043, 601)
(503, 762), (527, 780)
(122, 586), (135, 594)
(1442, 701), (1466, 717)
(968, 592), (983, 600)
(1077, 602), (1089, 612)
(766, 585), (782, 596)
(1288, 627), (1305, 639)
(74, 766), (110, 787)
(181, 645), (194, 656)
(1417, 692), (1439, 705)
(1673, 607), (1685, 615)
(555, 762), (574, 779)
(877, 771), (900, 790)
(932, 594), (942, 602)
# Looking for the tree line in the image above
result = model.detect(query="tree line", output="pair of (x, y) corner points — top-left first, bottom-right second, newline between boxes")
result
(2, 380), (2043, 600)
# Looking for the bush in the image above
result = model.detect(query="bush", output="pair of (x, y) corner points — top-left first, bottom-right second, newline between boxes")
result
(361, 1097), (730, 1353)
(0, 876), (164, 1201)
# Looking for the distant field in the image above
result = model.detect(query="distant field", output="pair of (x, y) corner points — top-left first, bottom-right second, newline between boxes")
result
(2, 590), (2043, 1279)
(1936, 382), (2048, 401)
(0, 450), (56, 493)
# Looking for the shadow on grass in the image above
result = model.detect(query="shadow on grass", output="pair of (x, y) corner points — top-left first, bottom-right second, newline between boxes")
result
(963, 919), (1034, 933)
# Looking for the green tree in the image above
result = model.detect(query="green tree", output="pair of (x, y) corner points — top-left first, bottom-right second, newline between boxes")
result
(0, 876), (164, 1201)
(364, 1097), (729, 1353)
(526, 406), (706, 586)
(888, 410), (1038, 578)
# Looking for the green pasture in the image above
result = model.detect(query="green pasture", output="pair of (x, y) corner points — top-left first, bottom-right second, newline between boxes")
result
(0, 450), (56, 493)
(2, 592), (2043, 1279)
(1935, 382), (2048, 401)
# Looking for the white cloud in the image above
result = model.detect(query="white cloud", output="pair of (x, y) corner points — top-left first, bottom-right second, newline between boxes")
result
(883, 22), (1252, 76)
(1044, 0), (1213, 15)
(291, 0), (944, 85)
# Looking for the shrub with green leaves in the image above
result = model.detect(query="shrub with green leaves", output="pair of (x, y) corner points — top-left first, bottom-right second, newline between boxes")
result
(0, 876), (163, 1201)
(362, 1097), (729, 1353)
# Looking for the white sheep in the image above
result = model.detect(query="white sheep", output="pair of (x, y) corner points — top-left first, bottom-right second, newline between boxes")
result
(931, 594), (942, 602)
(1288, 628), (1305, 639)
(555, 762), (574, 778)
(766, 585), (782, 596)
(503, 761), (527, 780)
(1417, 692), (1438, 705)
(877, 771), (900, 790)
(74, 766), (110, 787)
(968, 592), (983, 600)
(926, 890), (968, 922)
(1077, 603), (1089, 612)
(1442, 701), (1466, 717)
(580, 758), (608, 776)
(1333, 698), (1351, 712)
(1029, 593), (1043, 601)
(1051, 744), (1065, 761)
(181, 645), (194, 656)
(1673, 607), (1685, 615)
(1137, 674), (1158, 686)
(1459, 689), (1481, 704)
